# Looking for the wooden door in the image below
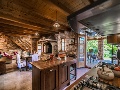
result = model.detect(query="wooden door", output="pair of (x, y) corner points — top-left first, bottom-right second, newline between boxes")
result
(59, 63), (70, 90)
(78, 35), (86, 68)
(44, 66), (58, 90)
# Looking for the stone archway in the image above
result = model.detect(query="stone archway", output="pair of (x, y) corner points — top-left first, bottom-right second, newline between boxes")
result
(43, 42), (52, 53)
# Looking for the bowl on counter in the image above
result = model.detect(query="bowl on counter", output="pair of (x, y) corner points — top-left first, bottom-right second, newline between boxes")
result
(112, 67), (120, 77)
(112, 70), (120, 77)
(97, 66), (114, 80)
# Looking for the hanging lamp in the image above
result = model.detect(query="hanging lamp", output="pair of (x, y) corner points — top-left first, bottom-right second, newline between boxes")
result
(53, 11), (60, 27)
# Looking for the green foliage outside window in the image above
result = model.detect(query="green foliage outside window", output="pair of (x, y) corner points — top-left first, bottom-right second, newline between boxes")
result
(87, 40), (98, 54)
(87, 39), (117, 58)
(103, 39), (117, 58)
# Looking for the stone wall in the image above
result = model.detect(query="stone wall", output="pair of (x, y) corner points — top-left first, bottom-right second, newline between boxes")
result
(38, 31), (78, 56)
(0, 33), (21, 52)
(55, 31), (78, 55)
(38, 37), (57, 55)
(0, 33), (22, 59)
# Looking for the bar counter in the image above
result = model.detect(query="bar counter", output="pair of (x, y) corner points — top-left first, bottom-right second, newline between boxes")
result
(31, 57), (77, 90)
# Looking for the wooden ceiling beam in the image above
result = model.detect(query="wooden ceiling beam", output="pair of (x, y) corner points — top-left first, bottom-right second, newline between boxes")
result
(0, 29), (32, 34)
(0, 23), (59, 34)
(0, 0), (69, 27)
(0, 0), (71, 36)
(0, 23), (58, 34)
(87, 36), (106, 40)
(0, 28), (57, 36)
(1, 29), (55, 36)
(47, 0), (73, 14)
(0, 16), (56, 31)
(88, 0), (95, 4)
(10, 0), (69, 27)
(0, 17), (60, 34)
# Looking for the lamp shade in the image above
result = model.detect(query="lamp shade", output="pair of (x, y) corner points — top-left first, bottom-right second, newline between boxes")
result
(53, 22), (60, 27)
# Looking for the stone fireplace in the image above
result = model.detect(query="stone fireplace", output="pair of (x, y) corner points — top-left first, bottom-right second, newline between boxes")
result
(43, 42), (52, 53)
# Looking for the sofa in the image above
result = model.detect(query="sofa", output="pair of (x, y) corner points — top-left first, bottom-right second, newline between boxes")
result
(0, 56), (12, 64)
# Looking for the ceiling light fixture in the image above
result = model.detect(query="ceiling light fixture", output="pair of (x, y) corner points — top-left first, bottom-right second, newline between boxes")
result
(35, 32), (39, 36)
(53, 11), (60, 28)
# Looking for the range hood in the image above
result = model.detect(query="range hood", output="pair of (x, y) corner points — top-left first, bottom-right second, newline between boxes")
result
(67, 0), (120, 36)
(39, 35), (57, 42)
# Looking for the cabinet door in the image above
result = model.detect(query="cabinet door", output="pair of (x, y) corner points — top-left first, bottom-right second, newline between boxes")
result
(44, 66), (58, 90)
(59, 63), (70, 89)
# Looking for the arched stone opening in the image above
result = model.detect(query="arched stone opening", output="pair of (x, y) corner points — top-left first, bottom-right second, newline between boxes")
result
(43, 42), (52, 53)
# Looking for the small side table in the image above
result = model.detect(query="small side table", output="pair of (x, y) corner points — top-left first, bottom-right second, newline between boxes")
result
(0, 60), (6, 74)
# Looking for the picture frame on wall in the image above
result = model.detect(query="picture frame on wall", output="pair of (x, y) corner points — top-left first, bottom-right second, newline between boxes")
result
(69, 38), (75, 45)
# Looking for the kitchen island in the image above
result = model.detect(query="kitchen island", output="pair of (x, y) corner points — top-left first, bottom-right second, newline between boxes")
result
(31, 57), (77, 90)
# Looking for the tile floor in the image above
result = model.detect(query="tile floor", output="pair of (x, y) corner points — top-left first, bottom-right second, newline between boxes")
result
(1, 58), (117, 90)
(86, 59), (100, 68)
(0, 70), (32, 90)
(0, 68), (90, 90)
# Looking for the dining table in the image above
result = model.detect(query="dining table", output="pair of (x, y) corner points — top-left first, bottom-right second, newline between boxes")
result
(23, 56), (32, 71)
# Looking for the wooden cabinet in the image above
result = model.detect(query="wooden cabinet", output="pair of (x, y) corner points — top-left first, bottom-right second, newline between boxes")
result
(43, 66), (58, 90)
(32, 66), (58, 90)
(107, 34), (120, 44)
(32, 66), (41, 90)
(59, 62), (70, 90)
(31, 58), (77, 90)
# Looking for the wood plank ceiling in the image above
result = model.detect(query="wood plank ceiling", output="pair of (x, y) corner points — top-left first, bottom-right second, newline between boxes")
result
(0, 0), (96, 36)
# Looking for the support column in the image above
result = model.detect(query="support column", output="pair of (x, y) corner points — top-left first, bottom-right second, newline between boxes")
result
(98, 39), (104, 60)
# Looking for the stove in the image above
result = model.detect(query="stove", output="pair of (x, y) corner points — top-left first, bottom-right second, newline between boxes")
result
(73, 75), (120, 90)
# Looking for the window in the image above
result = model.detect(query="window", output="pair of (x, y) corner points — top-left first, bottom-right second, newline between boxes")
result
(79, 37), (85, 60)
(38, 43), (42, 55)
(61, 39), (65, 51)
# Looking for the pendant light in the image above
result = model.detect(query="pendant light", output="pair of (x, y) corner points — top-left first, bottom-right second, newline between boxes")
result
(53, 11), (60, 27)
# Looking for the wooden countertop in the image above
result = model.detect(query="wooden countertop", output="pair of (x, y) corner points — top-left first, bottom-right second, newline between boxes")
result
(31, 57), (76, 70)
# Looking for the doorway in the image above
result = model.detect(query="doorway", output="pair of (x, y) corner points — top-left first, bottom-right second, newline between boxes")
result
(86, 40), (98, 67)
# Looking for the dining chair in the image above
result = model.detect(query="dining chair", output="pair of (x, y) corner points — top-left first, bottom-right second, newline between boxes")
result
(28, 53), (39, 69)
(16, 53), (26, 71)
(32, 53), (39, 62)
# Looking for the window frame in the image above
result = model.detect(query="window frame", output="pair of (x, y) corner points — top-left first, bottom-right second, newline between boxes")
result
(61, 38), (65, 51)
